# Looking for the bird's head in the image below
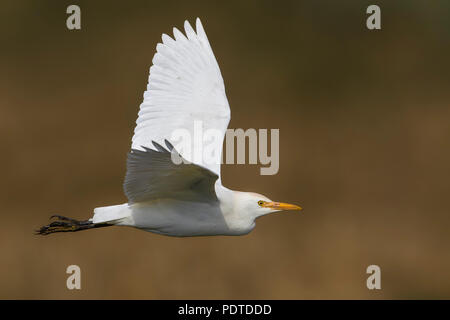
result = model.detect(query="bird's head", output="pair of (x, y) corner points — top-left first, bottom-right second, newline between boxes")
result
(236, 192), (302, 219)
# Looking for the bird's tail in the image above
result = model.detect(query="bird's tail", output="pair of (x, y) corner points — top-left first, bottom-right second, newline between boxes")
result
(35, 215), (111, 235)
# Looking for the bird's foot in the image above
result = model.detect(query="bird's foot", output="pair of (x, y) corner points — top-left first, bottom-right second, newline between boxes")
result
(36, 215), (88, 235)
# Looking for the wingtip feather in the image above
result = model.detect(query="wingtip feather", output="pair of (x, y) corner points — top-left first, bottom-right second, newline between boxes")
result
(173, 27), (187, 41)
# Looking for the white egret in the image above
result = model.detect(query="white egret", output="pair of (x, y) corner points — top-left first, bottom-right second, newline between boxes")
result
(37, 18), (302, 237)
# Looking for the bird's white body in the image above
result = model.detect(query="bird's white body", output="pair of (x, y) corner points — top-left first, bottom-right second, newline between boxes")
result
(72, 18), (302, 238)
(93, 182), (257, 237)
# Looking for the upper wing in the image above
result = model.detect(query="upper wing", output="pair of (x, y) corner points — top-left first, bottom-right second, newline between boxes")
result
(124, 140), (219, 204)
(131, 18), (230, 177)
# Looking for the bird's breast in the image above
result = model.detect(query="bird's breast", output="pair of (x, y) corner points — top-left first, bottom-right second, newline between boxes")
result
(128, 199), (252, 237)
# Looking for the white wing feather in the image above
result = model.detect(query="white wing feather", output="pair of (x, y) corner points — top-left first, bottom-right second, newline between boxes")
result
(131, 18), (230, 177)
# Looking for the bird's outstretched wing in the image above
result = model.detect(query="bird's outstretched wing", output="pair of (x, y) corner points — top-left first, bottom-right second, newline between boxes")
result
(131, 18), (230, 177)
(124, 140), (218, 204)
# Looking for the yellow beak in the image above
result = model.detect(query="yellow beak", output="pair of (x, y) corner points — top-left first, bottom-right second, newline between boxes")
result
(264, 202), (302, 211)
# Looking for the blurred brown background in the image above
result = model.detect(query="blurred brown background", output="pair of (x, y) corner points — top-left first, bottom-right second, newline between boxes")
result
(1, 0), (449, 299)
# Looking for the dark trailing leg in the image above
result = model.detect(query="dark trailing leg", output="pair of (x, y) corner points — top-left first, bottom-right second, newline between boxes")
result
(35, 215), (110, 235)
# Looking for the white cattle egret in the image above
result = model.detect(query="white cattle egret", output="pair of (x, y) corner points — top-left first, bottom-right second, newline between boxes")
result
(37, 18), (302, 237)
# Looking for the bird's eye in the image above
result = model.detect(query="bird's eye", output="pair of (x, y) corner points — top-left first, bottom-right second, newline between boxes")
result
(258, 200), (265, 206)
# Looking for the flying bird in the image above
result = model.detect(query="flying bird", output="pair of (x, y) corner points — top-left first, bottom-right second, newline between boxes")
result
(37, 18), (302, 237)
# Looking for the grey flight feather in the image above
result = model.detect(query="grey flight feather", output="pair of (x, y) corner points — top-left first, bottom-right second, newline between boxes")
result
(123, 140), (219, 204)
